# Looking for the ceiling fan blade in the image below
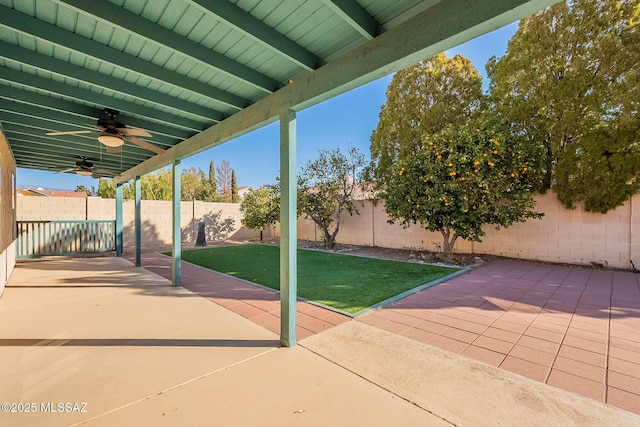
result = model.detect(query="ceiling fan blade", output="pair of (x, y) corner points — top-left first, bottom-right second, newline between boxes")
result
(56, 168), (76, 174)
(118, 127), (151, 137)
(127, 136), (165, 154)
(47, 130), (94, 136)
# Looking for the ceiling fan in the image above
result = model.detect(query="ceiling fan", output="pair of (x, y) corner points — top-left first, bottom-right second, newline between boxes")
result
(47, 108), (165, 155)
(56, 156), (118, 178)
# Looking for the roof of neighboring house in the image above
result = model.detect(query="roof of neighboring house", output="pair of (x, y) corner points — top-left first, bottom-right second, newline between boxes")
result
(17, 187), (88, 198)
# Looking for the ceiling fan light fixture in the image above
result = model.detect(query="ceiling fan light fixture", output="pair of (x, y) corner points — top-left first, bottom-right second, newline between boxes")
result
(76, 169), (92, 176)
(98, 133), (124, 147)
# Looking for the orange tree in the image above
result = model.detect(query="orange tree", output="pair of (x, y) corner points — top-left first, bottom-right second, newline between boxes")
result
(381, 118), (544, 261)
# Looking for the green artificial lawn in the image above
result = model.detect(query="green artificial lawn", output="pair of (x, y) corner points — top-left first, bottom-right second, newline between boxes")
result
(174, 244), (459, 314)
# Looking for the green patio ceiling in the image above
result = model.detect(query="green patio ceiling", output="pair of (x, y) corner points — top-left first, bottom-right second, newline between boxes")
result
(0, 0), (559, 179)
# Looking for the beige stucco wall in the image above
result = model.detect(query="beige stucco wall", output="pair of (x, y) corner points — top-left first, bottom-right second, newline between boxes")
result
(294, 192), (640, 270)
(0, 126), (17, 297)
(16, 190), (640, 270)
(16, 198), (261, 251)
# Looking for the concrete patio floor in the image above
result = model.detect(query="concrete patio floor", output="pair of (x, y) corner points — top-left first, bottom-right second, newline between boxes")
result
(1, 255), (639, 426)
(139, 252), (640, 415)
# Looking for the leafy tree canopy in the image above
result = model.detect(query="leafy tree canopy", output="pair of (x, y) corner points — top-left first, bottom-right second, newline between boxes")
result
(381, 118), (544, 261)
(298, 147), (367, 249)
(369, 52), (483, 185)
(239, 185), (280, 234)
(94, 160), (235, 202)
(487, 0), (640, 211)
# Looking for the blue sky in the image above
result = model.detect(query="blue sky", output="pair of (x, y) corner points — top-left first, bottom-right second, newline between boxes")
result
(16, 22), (518, 192)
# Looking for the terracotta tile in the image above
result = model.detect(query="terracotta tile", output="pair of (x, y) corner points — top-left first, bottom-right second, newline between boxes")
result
(296, 312), (320, 326)
(438, 307), (468, 319)
(357, 313), (388, 327)
(499, 312), (535, 325)
(523, 326), (565, 343)
(303, 318), (337, 333)
(429, 312), (462, 325)
(378, 320), (411, 334)
(609, 338), (640, 353)
(609, 346), (640, 364)
(440, 327), (478, 344)
(562, 335), (608, 354)
(296, 302), (319, 314)
(248, 311), (280, 325)
(462, 345), (506, 366)
(558, 345), (606, 367)
(552, 356), (604, 383)
(452, 319), (487, 334)
(491, 319), (528, 334)
(607, 387), (640, 414)
(459, 312), (493, 326)
(415, 319), (449, 335)
(608, 358), (640, 380)
(500, 356), (549, 382)
(610, 328), (640, 344)
(400, 327), (437, 344)
(296, 326), (315, 341)
(429, 335), (468, 354)
(517, 335), (561, 354)
(547, 370), (605, 401)
(482, 327), (521, 344)
(608, 370), (640, 395)
(377, 310), (423, 327)
(527, 319), (568, 334)
(317, 310), (350, 325)
(564, 328), (608, 344)
(509, 344), (556, 366)
(247, 299), (280, 312)
(472, 335), (514, 354)
(231, 302), (266, 318)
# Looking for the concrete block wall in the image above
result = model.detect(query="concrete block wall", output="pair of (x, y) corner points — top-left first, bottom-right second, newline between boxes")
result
(16, 197), (260, 251)
(290, 192), (640, 270)
(16, 191), (640, 269)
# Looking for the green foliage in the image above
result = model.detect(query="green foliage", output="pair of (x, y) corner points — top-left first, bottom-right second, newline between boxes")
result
(239, 185), (280, 231)
(298, 147), (367, 249)
(96, 177), (115, 198)
(487, 0), (640, 211)
(554, 123), (640, 213)
(74, 185), (91, 196)
(94, 160), (236, 202)
(231, 170), (239, 203)
(381, 119), (544, 260)
(181, 167), (204, 201)
(370, 52), (483, 184)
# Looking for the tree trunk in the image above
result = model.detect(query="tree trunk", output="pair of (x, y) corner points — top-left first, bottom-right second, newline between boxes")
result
(440, 228), (458, 263)
(322, 226), (335, 250)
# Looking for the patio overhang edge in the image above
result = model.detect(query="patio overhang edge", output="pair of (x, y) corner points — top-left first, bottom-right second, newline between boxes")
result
(114, 0), (559, 185)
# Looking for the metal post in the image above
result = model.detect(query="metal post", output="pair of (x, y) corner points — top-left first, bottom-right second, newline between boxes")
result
(172, 160), (182, 287)
(115, 183), (123, 256)
(134, 175), (141, 267)
(279, 108), (297, 347)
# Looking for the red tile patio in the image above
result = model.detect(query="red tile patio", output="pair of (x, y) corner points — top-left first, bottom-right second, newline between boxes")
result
(359, 260), (640, 415)
(131, 253), (351, 341)
(134, 252), (640, 415)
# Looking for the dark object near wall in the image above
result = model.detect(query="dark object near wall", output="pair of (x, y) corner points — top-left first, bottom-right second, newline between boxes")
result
(196, 222), (207, 247)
